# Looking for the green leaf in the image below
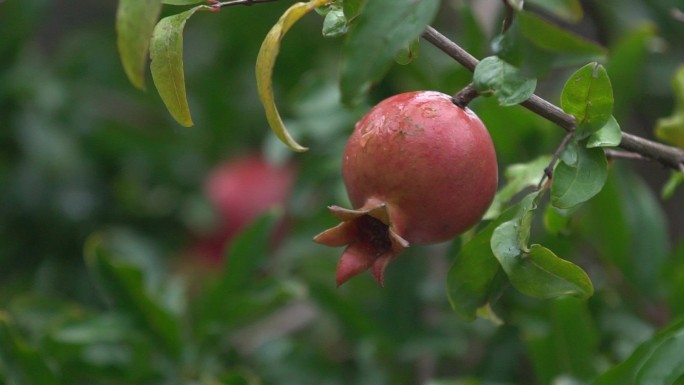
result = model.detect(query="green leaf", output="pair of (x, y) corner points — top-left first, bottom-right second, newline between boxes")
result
(339, 0), (440, 105)
(523, 297), (599, 383)
(473, 56), (537, 106)
(543, 205), (573, 235)
(526, 0), (583, 23)
(579, 167), (669, 295)
(606, 25), (656, 119)
(551, 142), (608, 209)
(587, 115), (622, 148)
(484, 155), (551, 220)
(256, 0), (329, 152)
(150, 6), (209, 127)
(662, 171), (684, 199)
(116, 0), (163, 90)
(446, 207), (517, 321)
(84, 235), (183, 359)
(342, 0), (364, 22)
(394, 38), (420, 65)
(0, 313), (59, 385)
(655, 65), (684, 148)
(519, 12), (604, 57)
(493, 12), (605, 77)
(195, 212), (296, 338)
(594, 319), (684, 385)
(490, 193), (593, 300)
(561, 62), (614, 138)
(220, 212), (281, 293)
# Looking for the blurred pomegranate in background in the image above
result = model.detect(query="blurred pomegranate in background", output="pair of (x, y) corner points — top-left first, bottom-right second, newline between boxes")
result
(191, 154), (296, 265)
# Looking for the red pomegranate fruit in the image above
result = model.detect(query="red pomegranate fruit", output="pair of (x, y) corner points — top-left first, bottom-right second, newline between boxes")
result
(314, 91), (498, 286)
(193, 154), (296, 264)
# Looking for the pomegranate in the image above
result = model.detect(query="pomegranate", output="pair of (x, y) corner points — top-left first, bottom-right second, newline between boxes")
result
(314, 91), (498, 286)
(193, 154), (296, 264)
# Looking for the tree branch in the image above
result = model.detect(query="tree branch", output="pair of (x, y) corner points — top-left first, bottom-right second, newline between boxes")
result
(421, 26), (684, 172)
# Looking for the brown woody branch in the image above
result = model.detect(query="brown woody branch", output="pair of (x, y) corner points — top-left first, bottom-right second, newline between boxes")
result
(421, 26), (684, 172)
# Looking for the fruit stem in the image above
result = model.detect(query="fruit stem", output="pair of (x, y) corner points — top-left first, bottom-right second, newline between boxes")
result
(451, 83), (480, 109)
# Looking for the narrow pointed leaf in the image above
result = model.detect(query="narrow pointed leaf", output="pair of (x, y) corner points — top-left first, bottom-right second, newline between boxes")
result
(340, 0), (440, 105)
(84, 235), (183, 359)
(594, 319), (684, 385)
(526, 0), (583, 23)
(256, 0), (329, 152)
(587, 115), (622, 148)
(662, 171), (684, 199)
(561, 62), (614, 138)
(447, 207), (517, 321)
(0, 314), (59, 385)
(519, 12), (605, 57)
(116, 0), (162, 90)
(551, 143), (608, 209)
(473, 56), (537, 106)
(150, 6), (208, 127)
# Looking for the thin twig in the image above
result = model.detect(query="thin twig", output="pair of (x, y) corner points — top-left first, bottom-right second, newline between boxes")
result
(421, 26), (684, 172)
(537, 132), (575, 190)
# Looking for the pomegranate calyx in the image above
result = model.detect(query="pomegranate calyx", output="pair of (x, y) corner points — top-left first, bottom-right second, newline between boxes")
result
(313, 201), (409, 287)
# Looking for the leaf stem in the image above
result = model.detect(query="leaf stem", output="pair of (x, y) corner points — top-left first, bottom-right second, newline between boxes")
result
(421, 26), (684, 172)
(452, 83), (479, 108)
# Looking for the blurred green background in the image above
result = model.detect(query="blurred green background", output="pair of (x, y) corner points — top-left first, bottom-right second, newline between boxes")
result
(1, 0), (683, 384)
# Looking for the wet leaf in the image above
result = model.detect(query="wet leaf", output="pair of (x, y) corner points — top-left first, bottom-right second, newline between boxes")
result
(256, 0), (329, 152)
(561, 62), (614, 138)
(150, 6), (209, 127)
(551, 142), (608, 209)
(116, 0), (162, 90)
(340, 0), (440, 105)
(473, 56), (537, 106)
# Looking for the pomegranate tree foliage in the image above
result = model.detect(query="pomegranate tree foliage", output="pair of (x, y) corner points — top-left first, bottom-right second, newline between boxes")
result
(1, 0), (684, 384)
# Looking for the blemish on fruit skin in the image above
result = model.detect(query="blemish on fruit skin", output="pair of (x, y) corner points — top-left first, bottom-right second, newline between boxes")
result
(422, 105), (438, 118)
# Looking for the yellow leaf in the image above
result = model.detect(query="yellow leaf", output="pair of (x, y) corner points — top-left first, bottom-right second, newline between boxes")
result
(256, 0), (329, 152)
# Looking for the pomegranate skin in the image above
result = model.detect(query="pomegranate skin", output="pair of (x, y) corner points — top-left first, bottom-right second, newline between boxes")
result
(194, 154), (296, 265)
(343, 91), (498, 243)
(314, 91), (498, 286)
